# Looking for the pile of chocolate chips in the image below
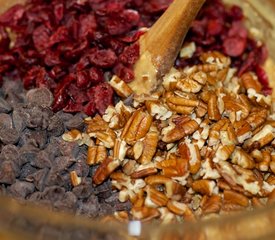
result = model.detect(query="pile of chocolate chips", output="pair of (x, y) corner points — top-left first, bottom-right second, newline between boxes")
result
(0, 78), (130, 218)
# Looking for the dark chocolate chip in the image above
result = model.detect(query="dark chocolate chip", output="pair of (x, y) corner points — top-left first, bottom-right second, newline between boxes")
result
(8, 180), (35, 199)
(47, 115), (65, 137)
(26, 88), (54, 107)
(0, 98), (12, 113)
(0, 161), (19, 184)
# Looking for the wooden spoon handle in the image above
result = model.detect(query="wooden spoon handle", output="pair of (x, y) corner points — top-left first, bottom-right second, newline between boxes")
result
(142, 0), (205, 76)
(130, 0), (205, 95)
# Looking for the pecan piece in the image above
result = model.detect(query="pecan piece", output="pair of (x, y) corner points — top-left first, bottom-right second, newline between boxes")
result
(87, 145), (107, 165)
(121, 109), (152, 145)
(70, 171), (81, 187)
(201, 195), (222, 215)
(162, 118), (199, 143)
(109, 75), (133, 98)
(93, 157), (121, 185)
(208, 95), (221, 121)
(241, 72), (262, 93)
(85, 115), (109, 133)
(223, 190), (249, 207)
(138, 131), (159, 164)
(192, 179), (217, 196)
(167, 200), (195, 221)
(145, 186), (169, 207)
(131, 206), (160, 221)
(62, 129), (82, 142)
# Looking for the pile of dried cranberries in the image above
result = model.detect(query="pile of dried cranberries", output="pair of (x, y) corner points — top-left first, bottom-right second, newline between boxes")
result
(0, 0), (271, 116)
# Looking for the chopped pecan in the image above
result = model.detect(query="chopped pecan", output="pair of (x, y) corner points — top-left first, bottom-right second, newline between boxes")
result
(113, 139), (128, 161)
(122, 159), (138, 175)
(131, 206), (160, 221)
(258, 150), (271, 172)
(244, 125), (274, 149)
(70, 171), (81, 187)
(201, 195), (222, 215)
(241, 72), (262, 93)
(231, 147), (255, 169)
(62, 129), (82, 142)
(208, 95), (221, 121)
(121, 109), (152, 145)
(93, 128), (116, 148)
(145, 100), (172, 120)
(223, 190), (249, 207)
(176, 75), (203, 93)
(87, 145), (107, 165)
(179, 142), (201, 174)
(138, 131), (159, 164)
(144, 186), (168, 207)
(85, 115), (109, 133)
(131, 163), (158, 179)
(93, 157), (121, 185)
(167, 200), (195, 221)
(109, 75), (133, 98)
(192, 179), (217, 196)
(162, 118), (199, 143)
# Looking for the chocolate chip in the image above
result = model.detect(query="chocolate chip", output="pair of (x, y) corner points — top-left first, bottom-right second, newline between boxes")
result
(0, 98), (12, 113)
(19, 163), (37, 180)
(19, 129), (48, 149)
(12, 108), (27, 132)
(72, 179), (94, 199)
(76, 195), (100, 218)
(57, 138), (80, 157)
(0, 161), (19, 184)
(26, 88), (54, 107)
(25, 105), (53, 129)
(26, 168), (49, 191)
(52, 156), (75, 172)
(64, 113), (85, 131)
(53, 191), (77, 212)
(69, 160), (89, 178)
(0, 127), (20, 145)
(44, 169), (65, 187)
(19, 144), (39, 166)
(47, 115), (65, 137)
(42, 186), (66, 202)
(0, 113), (13, 129)
(8, 180), (35, 198)
(32, 150), (52, 169)
(0, 144), (19, 162)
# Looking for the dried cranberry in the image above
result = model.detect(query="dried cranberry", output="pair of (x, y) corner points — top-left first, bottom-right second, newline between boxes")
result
(119, 43), (140, 65)
(83, 101), (96, 116)
(113, 63), (135, 83)
(89, 67), (104, 85)
(87, 83), (114, 115)
(32, 25), (51, 51)
(88, 48), (117, 68)
(78, 14), (97, 39)
(223, 37), (246, 57)
(255, 65), (270, 90)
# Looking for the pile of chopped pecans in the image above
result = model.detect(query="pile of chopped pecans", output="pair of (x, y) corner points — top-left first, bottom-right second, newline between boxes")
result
(63, 46), (275, 223)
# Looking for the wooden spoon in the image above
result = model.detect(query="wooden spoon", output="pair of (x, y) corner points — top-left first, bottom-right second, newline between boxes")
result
(128, 0), (205, 95)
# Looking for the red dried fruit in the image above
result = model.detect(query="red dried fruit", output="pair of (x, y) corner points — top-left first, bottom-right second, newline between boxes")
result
(88, 49), (117, 68)
(207, 19), (223, 36)
(119, 43), (140, 65)
(113, 63), (135, 83)
(223, 37), (246, 57)
(87, 83), (114, 115)
(78, 14), (97, 38)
